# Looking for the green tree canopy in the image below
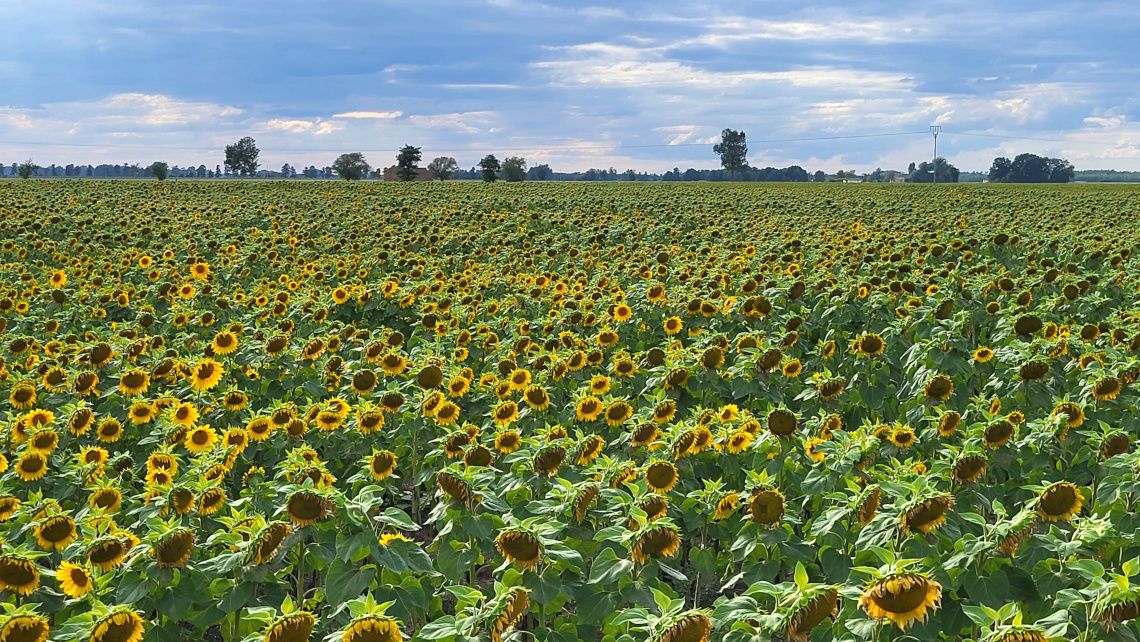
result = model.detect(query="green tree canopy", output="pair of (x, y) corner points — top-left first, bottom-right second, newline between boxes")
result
(396, 145), (422, 181)
(988, 153), (1074, 183)
(426, 156), (458, 181)
(224, 137), (260, 177)
(332, 153), (371, 181)
(502, 156), (527, 182)
(149, 161), (169, 181)
(713, 128), (748, 177)
(478, 155), (501, 183)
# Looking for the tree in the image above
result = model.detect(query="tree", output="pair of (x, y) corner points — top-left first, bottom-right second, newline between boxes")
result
(332, 153), (371, 181)
(18, 159), (36, 179)
(526, 164), (553, 181)
(149, 161), (169, 181)
(502, 156), (527, 182)
(713, 128), (748, 178)
(426, 156), (458, 181)
(280, 163), (293, 178)
(909, 157), (959, 183)
(224, 137), (259, 177)
(478, 155), (501, 182)
(812, 170), (826, 182)
(990, 153), (1074, 183)
(396, 145), (422, 181)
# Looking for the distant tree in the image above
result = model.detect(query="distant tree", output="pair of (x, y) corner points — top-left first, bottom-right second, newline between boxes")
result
(426, 156), (458, 180)
(910, 157), (959, 183)
(713, 128), (748, 178)
(215, 165), (222, 178)
(526, 164), (553, 181)
(990, 153), (1073, 183)
(280, 163), (292, 178)
(149, 161), (169, 181)
(396, 145), (422, 181)
(18, 159), (36, 179)
(332, 153), (371, 181)
(478, 155), (501, 182)
(224, 137), (259, 177)
(502, 156), (527, 182)
(907, 162), (917, 175)
(623, 169), (637, 181)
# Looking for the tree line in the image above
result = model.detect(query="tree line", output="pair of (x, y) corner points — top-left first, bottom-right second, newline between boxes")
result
(3, 133), (1091, 184)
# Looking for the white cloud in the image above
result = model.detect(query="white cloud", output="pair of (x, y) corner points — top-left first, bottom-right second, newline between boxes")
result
(261, 118), (342, 136)
(408, 111), (497, 133)
(1083, 115), (1125, 129)
(332, 110), (403, 119)
(91, 93), (242, 126)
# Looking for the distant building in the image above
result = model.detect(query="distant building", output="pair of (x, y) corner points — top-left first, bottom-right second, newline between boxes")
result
(891, 175), (908, 183)
(382, 166), (432, 182)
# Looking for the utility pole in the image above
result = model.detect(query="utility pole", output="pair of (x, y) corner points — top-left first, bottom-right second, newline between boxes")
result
(929, 125), (941, 184)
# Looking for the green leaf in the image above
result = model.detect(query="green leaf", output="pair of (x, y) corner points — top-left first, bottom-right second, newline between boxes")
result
(589, 548), (634, 585)
(794, 561), (808, 588)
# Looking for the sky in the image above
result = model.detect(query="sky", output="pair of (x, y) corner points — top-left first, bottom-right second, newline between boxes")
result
(1, 0), (1138, 173)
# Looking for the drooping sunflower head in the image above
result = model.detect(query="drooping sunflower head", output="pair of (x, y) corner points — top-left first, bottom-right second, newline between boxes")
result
(574, 483), (601, 524)
(341, 615), (403, 642)
(923, 375), (954, 401)
(533, 446), (566, 477)
(1097, 585), (1140, 629)
(1036, 481), (1083, 522)
(652, 611), (712, 642)
(630, 524), (681, 564)
(989, 626), (1050, 642)
(937, 411), (961, 437)
(495, 528), (543, 571)
(784, 586), (839, 642)
(901, 495), (954, 535)
(645, 461), (678, 494)
(437, 471), (470, 503)
(153, 527), (195, 568)
(953, 453), (987, 484)
(0, 612), (50, 642)
(767, 408), (798, 437)
(859, 573), (942, 630)
(857, 485), (881, 526)
(34, 514), (77, 551)
(0, 555), (40, 596)
(263, 612), (315, 642)
(89, 608), (145, 642)
(486, 587), (529, 642)
(984, 418), (1015, 449)
(252, 521), (293, 565)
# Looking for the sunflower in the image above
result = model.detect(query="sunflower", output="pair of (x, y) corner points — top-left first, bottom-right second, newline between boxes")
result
(0, 613), (49, 642)
(437, 472), (470, 503)
(713, 492), (740, 521)
(287, 490), (331, 526)
(663, 316), (683, 335)
(489, 587), (529, 642)
(0, 555), (40, 596)
(350, 370), (378, 395)
(888, 426), (917, 450)
(447, 376), (471, 398)
(211, 331), (239, 355)
(154, 528), (195, 568)
(604, 400), (633, 427)
(494, 430), (521, 454)
(923, 375), (954, 401)
(184, 425), (218, 455)
(574, 483), (600, 523)
(749, 487), (786, 527)
(199, 487), (227, 515)
(577, 435), (606, 465)
(785, 587), (839, 642)
(1101, 433), (1131, 459)
(782, 359), (803, 378)
(859, 573), (942, 630)
(645, 461), (678, 494)
(901, 495), (953, 535)
(768, 408), (798, 437)
(973, 346), (994, 363)
(9, 382), (37, 410)
(992, 627), (1050, 642)
(263, 613), (314, 642)
(631, 423), (661, 449)
(342, 616), (403, 642)
(655, 613), (711, 642)
(953, 454), (987, 484)
(188, 358), (224, 392)
(90, 487), (123, 513)
(252, 522), (293, 566)
(1092, 376), (1121, 401)
(725, 431), (753, 454)
(984, 419), (1015, 449)
(74, 372), (100, 397)
(87, 537), (128, 571)
(652, 401), (677, 424)
(630, 525), (681, 564)
(118, 369), (150, 396)
(55, 561), (93, 599)
(1037, 481), (1083, 522)
(368, 451), (397, 481)
(0, 496), (19, 522)
(495, 529), (542, 570)
(855, 333), (886, 357)
(1051, 402), (1084, 429)
(533, 446), (566, 476)
(16, 452), (48, 482)
(575, 396), (603, 422)
(379, 353), (407, 376)
(491, 400), (519, 427)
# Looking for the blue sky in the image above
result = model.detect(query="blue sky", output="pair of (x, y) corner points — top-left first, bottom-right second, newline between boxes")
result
(2, 0), (1138, 172)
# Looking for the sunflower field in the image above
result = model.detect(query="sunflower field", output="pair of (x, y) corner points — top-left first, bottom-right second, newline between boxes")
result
(1, 179), (1139, 642)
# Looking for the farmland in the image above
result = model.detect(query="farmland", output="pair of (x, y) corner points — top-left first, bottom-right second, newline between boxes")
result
(1, 179), (1139, 642)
